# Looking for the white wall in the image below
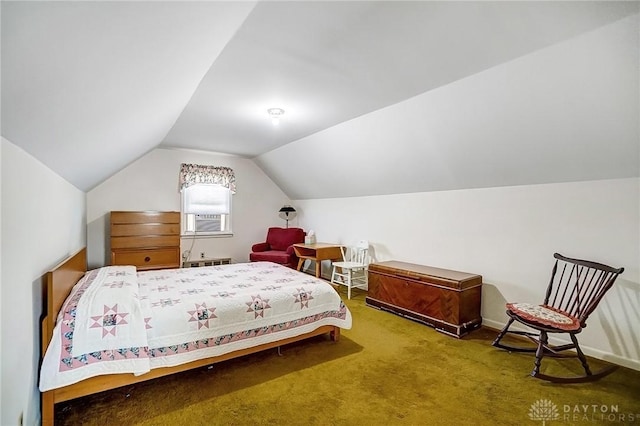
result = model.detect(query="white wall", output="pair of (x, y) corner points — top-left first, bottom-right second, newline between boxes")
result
(86, 148), (291, 269)
(1, 138), (86, 426)
(294, 178), (640, 370)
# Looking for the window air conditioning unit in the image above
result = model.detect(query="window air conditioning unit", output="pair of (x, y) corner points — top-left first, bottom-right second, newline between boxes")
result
(195, 214), (222, 232)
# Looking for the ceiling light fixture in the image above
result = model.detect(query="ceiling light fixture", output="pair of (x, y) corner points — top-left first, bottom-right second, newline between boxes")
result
(267, 107), (285, 125)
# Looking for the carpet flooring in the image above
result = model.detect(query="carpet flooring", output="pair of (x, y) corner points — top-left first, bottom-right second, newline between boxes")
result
(54, 288), (640, 425)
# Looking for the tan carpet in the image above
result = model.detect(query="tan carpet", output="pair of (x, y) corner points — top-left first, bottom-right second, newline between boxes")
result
(55, 288), (640, 425)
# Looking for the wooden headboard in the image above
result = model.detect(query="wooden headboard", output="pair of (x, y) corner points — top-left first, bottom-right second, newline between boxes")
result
(42, 248), (87, 356)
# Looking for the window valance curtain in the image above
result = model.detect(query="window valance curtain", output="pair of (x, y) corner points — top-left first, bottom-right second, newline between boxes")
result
(179, 163), (236, 194)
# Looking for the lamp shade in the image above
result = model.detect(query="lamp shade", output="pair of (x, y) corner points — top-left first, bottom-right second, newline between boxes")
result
(278, 206), (297, 227)
(279, 206), (296, 214)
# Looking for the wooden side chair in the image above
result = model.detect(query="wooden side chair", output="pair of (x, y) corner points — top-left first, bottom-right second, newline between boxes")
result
(331, 240), (369, 299)
(492, 253), (624, 383)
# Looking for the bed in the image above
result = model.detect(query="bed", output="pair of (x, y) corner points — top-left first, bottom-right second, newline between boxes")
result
(40, 248), (352, 425)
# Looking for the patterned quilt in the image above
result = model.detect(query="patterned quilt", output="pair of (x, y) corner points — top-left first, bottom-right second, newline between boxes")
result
(39, 262), (352, 391)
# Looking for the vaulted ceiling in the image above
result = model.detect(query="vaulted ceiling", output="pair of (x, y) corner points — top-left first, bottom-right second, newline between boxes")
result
(2, 1), (638, 195)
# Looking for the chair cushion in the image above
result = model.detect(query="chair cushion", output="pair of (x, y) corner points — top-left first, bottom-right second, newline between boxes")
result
(506, 303), (581, 331)
(249, 250), (291, 265)
(266, 227), (305, 251)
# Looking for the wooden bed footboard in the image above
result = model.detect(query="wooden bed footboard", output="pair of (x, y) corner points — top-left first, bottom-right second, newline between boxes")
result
(41, 248), (342, 426)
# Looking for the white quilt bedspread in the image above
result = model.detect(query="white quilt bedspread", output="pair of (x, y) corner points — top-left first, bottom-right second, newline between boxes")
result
(40, 266), (151, 391)
(71, 265), (147, 356)
(40, 262), (351, 391)
(140, 262), (351, 367)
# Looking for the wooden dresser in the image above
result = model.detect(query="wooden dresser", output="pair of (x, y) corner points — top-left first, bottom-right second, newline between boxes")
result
(110, 211), (181, 271)
(366, 261), (482, 337)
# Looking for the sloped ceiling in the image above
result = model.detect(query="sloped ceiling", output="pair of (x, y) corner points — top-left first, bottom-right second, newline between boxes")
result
(256, 12), (639, 199)
(2, 1), (638, 195)
(1, 1), (257, 190)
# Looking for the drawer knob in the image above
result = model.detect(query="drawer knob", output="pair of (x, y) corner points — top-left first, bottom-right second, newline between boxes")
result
(144, 256), (151, 262)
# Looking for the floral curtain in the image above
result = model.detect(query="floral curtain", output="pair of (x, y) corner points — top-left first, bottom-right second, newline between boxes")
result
(179, 163), (237, 194)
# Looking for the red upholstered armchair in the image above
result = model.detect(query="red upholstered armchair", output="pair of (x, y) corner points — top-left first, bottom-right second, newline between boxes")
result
(250, 227), (306, 268)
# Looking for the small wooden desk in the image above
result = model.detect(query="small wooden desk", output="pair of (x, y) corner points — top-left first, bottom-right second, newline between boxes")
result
(293, 243), (343, 279)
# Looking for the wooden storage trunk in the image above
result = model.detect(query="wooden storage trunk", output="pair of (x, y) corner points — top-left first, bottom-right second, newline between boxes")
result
(366, 261), (482, 337)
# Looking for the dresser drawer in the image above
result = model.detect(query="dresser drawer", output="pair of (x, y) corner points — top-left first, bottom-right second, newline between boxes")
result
(111, 223), (180, 237)
(111, 211), (180, 225)
(111, 248), (180, 271)
(111, 235), (180, 250)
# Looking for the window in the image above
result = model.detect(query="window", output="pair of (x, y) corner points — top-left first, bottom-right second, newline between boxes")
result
(179, 163), (236, 237)
(181, 184), (232, 236)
